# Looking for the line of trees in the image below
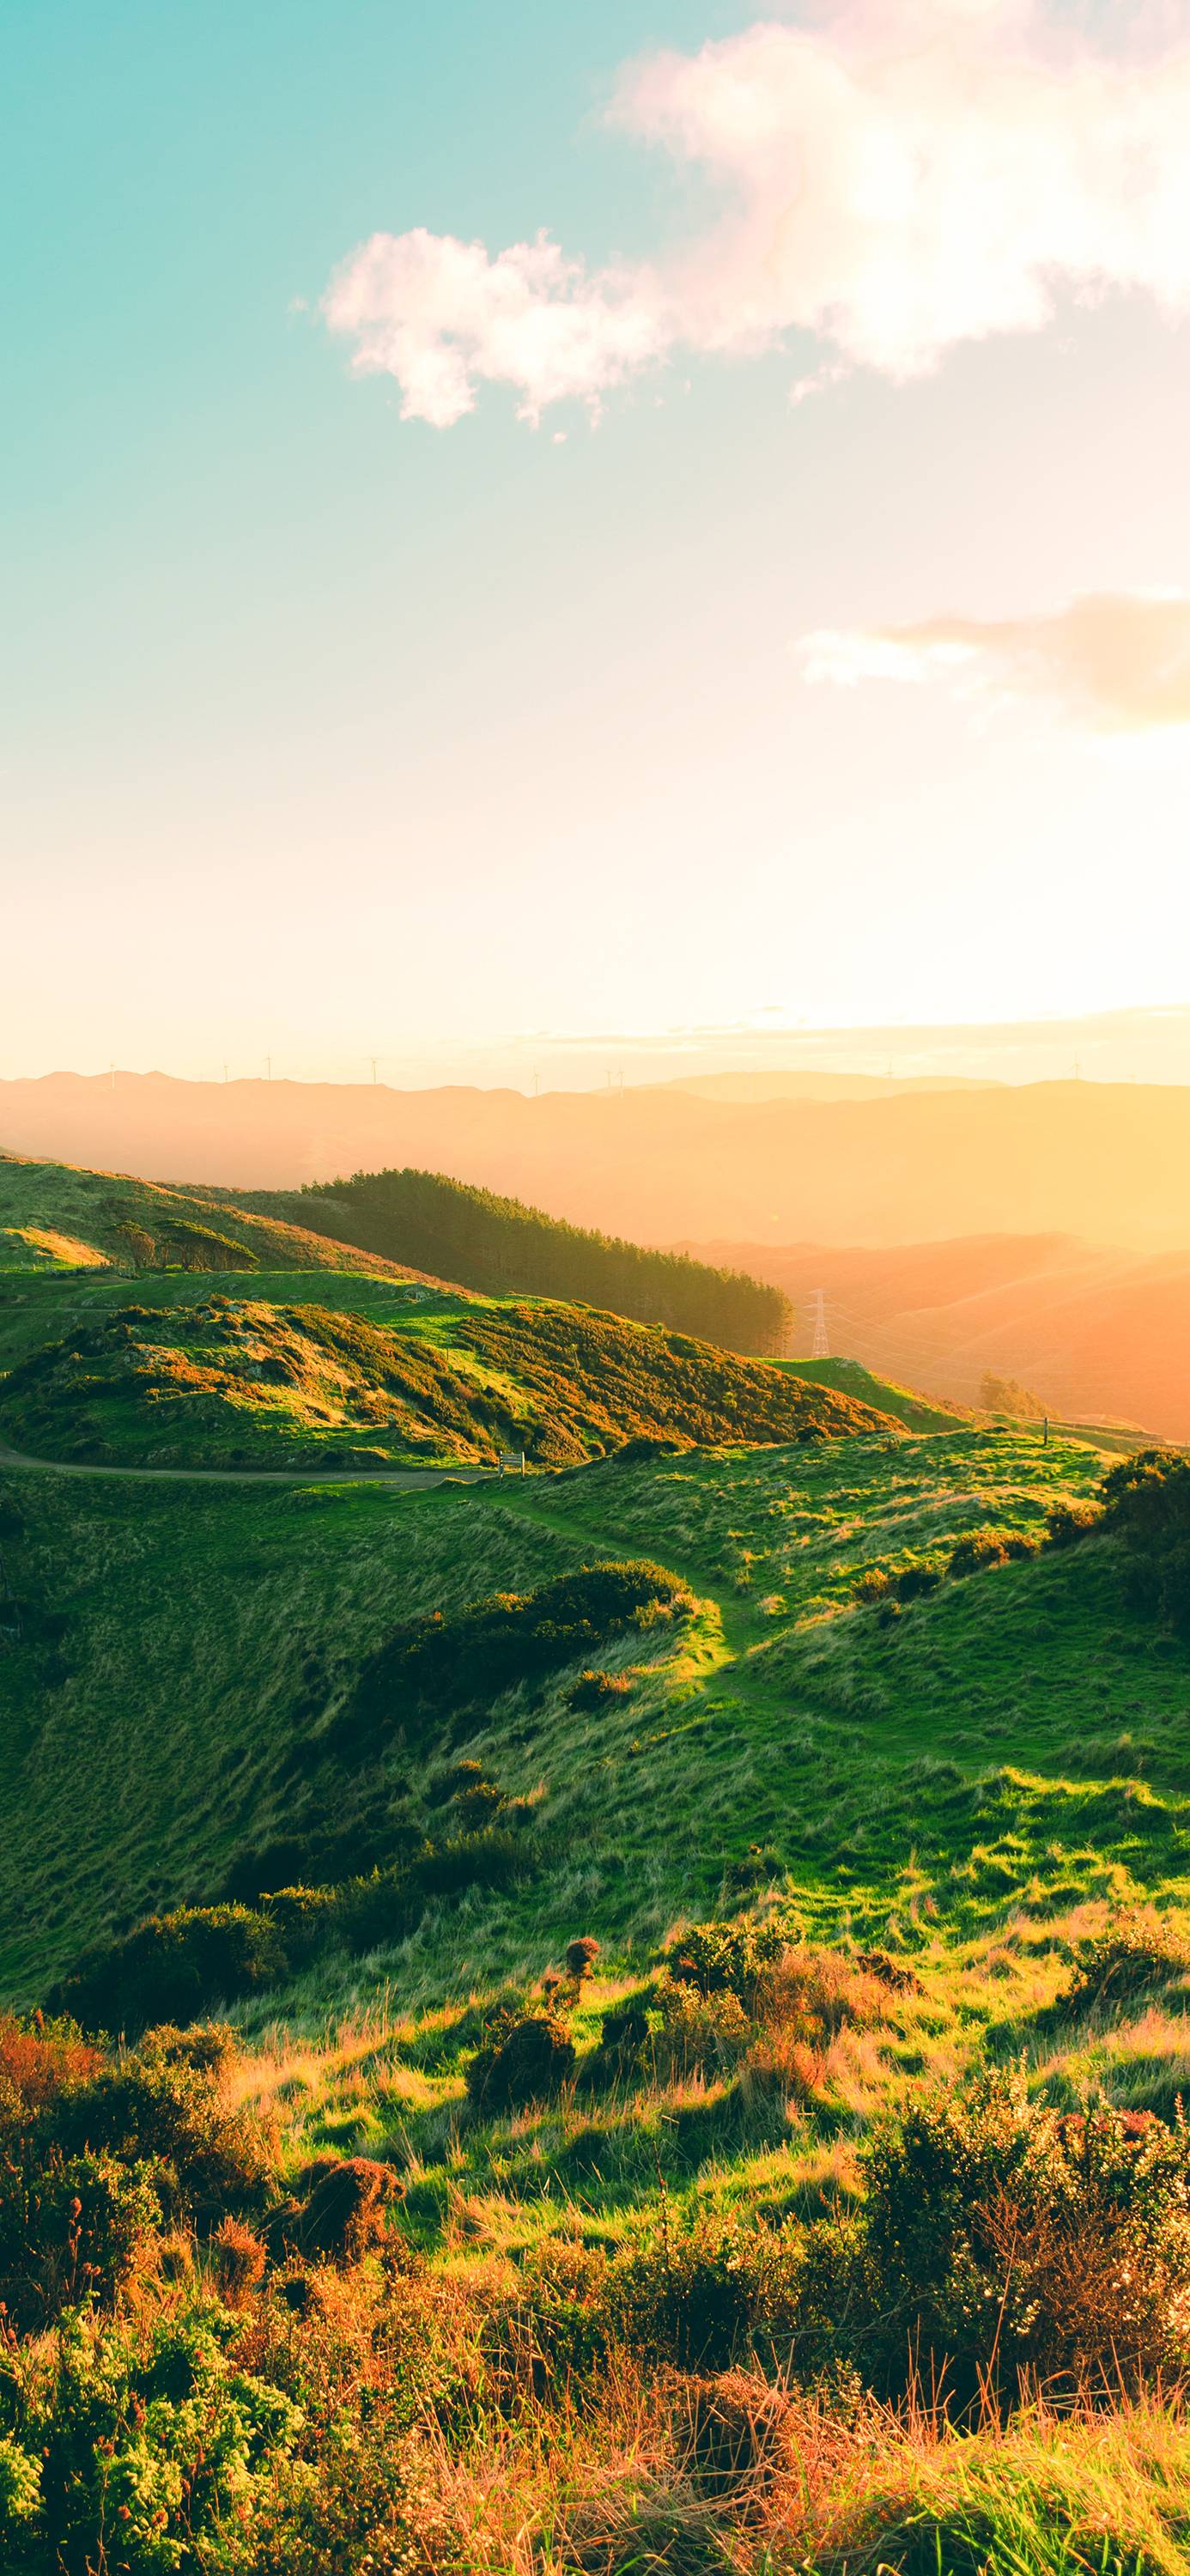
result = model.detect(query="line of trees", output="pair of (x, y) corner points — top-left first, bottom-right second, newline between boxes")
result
(299, 1166), (792, 1355)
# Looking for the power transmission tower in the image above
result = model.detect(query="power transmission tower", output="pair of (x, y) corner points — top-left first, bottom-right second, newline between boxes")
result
(810, 1288), (829, 1358)
(368, 1058), (378, 1085)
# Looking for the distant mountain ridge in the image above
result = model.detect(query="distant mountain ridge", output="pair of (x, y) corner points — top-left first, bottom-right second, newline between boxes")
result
(5, 1068), (1190, 1250)
(681, 1231), (1190, 1441)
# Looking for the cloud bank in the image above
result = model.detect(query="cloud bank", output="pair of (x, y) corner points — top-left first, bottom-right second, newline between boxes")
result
(324, 7), (1190, 422)
(798, 592), (1190, 729)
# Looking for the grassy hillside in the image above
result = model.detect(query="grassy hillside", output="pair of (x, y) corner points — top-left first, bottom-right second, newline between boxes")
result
(779, 1352), (974, 1432)
(0, 1287), (889, 1472)
(234, 1165), (793, 1354)
(0, 1146), (444, 1282)
(8, 1322), (1190, 2569)
(2, 1404), (1177, 2006)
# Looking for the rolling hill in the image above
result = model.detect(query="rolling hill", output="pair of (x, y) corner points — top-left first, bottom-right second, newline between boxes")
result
(229, 1164), (792, 1353)
(685, 1232), (1190, 1439)
(9, 1066), (1190, 1249)
(7, 1259), (1190, 2573)
(0, 1146), (445, 1284)
(0, 1283), (889, 1473)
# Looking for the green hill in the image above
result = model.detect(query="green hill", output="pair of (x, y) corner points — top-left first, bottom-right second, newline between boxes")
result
(9, 1264), (1190, 2575)
(1, 1388), (1176, 2004)
(0, 1146), (446, 1282)
(0, 1287), (889, 1473)
(224, 1163), (793, 1353)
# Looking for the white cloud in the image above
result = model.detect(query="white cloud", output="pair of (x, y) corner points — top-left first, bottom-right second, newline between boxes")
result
(798, 590), (1190, 727)
(324, 6), (1190, 423)
(322, 228), (665, 427)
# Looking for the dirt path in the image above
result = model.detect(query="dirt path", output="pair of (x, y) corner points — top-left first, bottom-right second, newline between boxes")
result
(0, 1438), (496, 1492)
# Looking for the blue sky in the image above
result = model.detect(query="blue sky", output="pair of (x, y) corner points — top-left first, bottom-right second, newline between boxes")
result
(3, 0), (1189, 1087)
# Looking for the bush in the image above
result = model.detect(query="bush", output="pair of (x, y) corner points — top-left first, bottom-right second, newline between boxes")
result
(1046, 1499), (1104, 1548)
(652, 1979), (751, 2083)
(331, 1560), (693, 1759)
(465, 2013), (576, 2111)
(948, 1528), (1039, 1577)
(46, 1905), (288, 2039)
(1062, 1907), (1190, 2017)
(567, 1669), (634, 1710)
(857, 2064), (1190, 2406)
(608, 2208), (804, 2372)
(338, 1827), (533, 1954)
(665, 1914), (798, 2008)
(0, 2145), (162, 2330)
(896, 1559), (943, 1601)
(0, 2301), (304, 2572)
(45, 2038), (275, 2219)
(1101, 1450), (1190, 1631)
(0, 2013), (101, 2119)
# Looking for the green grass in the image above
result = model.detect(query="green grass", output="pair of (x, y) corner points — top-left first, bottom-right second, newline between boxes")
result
(779, 1352), (975, 1431)
(3, 1382), (1187, 2016)
(0, 1147), (430, 1281)
(7, 1289), (1190, 2573)
(0, 1281), (889, 1473)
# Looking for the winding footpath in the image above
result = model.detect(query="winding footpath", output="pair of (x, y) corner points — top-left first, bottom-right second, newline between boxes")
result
(0, 1438), (495, 1490)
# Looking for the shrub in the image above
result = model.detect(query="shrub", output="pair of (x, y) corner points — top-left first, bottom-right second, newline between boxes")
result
(0, 2435), (40, 2544)
(757, 1946), (889, 2040)
(567, 1669), (634, 1710)
(665, 1914), (798, 2009)
(896, 1559), (943, 1601)
(1046, 1498), (1104, 1548)
(1062, 1907), (1190, 2017)
(858, 2063), (1190, 2406)
(0, 2144), (162, 2330)
(565, 1936), (601, 1982)
(853, 1567), (890, 1605)
(0, 2302), (305, 2572)
(608, 2208), (804, 2372)
(210, 2215), (267, 2304)
(338, 1827), (533, 1954)
(46, 1905), (288, 2038)
(1100, 1449), (1190, 1631)
(653, 1979), (751, 2083)
(588, 2002), (653, 2086)
(0, 2013), (101, 2118)
(45, 2039), (275, 2219)
(948, 1528), (1038, 1577)
(264, 2156), (401, 2264)
(465, 2013), (576, 2112)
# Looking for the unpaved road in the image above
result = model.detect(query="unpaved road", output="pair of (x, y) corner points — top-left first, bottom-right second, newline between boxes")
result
(0, 1440), (499, 1491)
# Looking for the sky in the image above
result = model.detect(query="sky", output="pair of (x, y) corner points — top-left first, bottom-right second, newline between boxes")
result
(3, 0), (1190, 1091)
